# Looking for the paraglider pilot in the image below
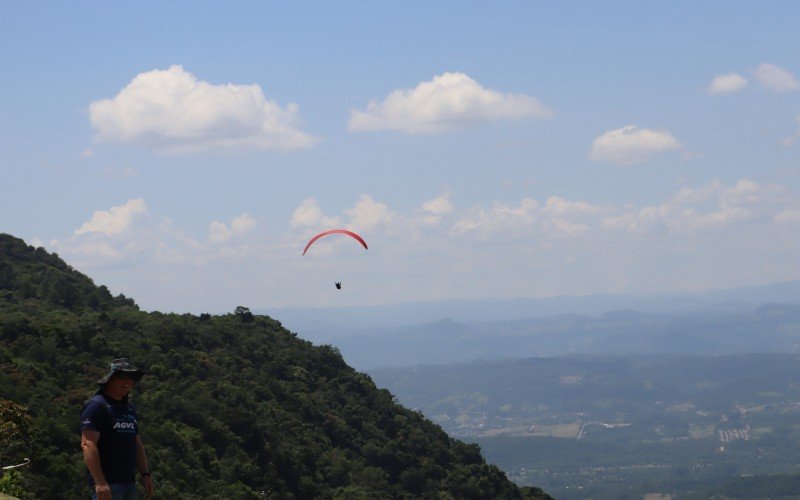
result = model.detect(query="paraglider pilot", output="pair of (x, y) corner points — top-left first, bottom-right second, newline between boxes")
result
(335, 282), (342, 290)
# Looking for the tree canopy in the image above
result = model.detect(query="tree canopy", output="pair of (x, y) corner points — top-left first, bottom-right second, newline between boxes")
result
(0, 233), (549, 499)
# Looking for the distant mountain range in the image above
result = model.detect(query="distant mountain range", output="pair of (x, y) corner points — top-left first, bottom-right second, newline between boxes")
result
(269, 303), (800, 370)
(260, 279), (800, 338)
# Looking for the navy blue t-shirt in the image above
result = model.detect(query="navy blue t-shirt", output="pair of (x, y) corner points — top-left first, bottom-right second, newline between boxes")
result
(80, 392), (139, 485)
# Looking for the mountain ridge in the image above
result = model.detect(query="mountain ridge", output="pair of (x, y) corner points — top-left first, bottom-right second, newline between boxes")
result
(0, 233), (548, 498)
(260, 280), (800, 336)
(308, 304), (800, 370)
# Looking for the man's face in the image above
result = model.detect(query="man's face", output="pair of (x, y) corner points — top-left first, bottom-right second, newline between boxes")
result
(106, 373), (136, 396)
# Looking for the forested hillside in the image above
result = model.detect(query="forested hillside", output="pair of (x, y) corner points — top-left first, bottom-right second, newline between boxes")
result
(0, 233), (549, 499)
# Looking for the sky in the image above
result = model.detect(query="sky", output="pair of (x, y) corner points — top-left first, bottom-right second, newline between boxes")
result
(2, 2), (799, 313)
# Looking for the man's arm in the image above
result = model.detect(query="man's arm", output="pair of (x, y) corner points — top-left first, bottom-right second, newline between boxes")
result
(81, 430), (111, 500)
(136, 435), (154, 497)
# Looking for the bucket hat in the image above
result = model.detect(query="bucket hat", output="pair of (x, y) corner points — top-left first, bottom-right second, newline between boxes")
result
(97, 358), (144, 385)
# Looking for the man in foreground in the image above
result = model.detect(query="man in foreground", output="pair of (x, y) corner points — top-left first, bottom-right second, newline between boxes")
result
(80, 359), (154, 500)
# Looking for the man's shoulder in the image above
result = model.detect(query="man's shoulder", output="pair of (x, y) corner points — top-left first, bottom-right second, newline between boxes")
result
(85, 393), (109, 406)
(81, 394), (111, 430)
(81, 393), (110, 414)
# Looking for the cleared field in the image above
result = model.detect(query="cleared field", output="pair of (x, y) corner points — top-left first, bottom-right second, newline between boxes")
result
(545, 422), (582, 438)
(477, 422), (582, 438)
(689, 423), (715, 438)
(750, 426), (773, 438)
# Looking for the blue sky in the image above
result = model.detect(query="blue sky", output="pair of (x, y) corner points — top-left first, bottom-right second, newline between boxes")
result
(2, 2), (799, 312)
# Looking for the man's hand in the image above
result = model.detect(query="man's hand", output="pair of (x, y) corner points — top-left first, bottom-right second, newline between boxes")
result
(140, 474), (154, 498)
(94, 482), (112, 500)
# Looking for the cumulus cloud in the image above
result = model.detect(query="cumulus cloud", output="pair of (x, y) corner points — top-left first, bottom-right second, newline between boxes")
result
(89, 65), (317, 153)
(542, 196), (610, 235)
(420, 192), (454, 225)
(589, 125), (681, 165)
(290, 198), (341, 228)
(41, 183), (800, 311)
(75, 198), (148, 236)
(708, 73), (748, 94)
(453, 195), (610, 237)
(453, 198), (539, 235)
(57, 198), (270, 269)
(209, 213), (256, 243)
(349, 72), (552, 134)
(603, 179), (785, 232)
(51, 198), (169, 267)
(231, 214), (256, 233)
(542, 196), (605, 217)
(754, 63), (799, 92)
(422, 193), (454, 216)
(452, 179), (791, 240)
(288, 195), (394, 256)
(345, 195), (393, 232)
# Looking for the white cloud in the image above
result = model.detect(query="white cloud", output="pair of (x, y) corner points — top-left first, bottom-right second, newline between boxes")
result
(231, 214), (256, 233)
(89, 65), (317, 153)
(53, 199), (165, 266)
(208, 221), (231, 243)
(754, 63), (799, 92)
(603, 179), (785, 232)
(345, 195), (393, 232)
(542, 196), (609, 235)
(454, 198), (539, 235)
(602, 204), (670, 232)
(675, 206), (750, 230)
(289, 195), (394, 257)
(542, 196), (605, 217)
(41, 183), (800, 311)
(422, 193), (454, 216)
(453, 196), (610, 237)
(708, 73), (748, 94)
(75, 198), (148, 236)
(63, 241), (124, 260)
(589, 125), (681, 165)
(348, 72), (552, 134)
(209, 213), (256, 243)
(453, 179), (788, 239)
(420, 192), (454, 225)
(290, 198), (341, 228)
(59, 199), (270, 269)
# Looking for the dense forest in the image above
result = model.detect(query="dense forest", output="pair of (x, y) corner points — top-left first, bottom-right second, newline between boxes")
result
(0, 233), (549, 499)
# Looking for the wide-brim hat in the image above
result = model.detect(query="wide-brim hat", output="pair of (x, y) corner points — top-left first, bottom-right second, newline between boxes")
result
(97, 358), (144, 385)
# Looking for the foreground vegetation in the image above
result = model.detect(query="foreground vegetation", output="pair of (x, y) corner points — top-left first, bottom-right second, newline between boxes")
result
(0, 233), (548, 499)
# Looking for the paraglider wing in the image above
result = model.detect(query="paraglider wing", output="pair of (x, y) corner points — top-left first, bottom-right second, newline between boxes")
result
(302, 229), (368, 256)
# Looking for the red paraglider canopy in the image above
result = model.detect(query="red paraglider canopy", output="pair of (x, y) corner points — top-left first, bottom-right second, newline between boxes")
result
(302, 229), (368, 256)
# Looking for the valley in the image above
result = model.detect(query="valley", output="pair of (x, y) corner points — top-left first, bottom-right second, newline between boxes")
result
(371, 355), (800, 498)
